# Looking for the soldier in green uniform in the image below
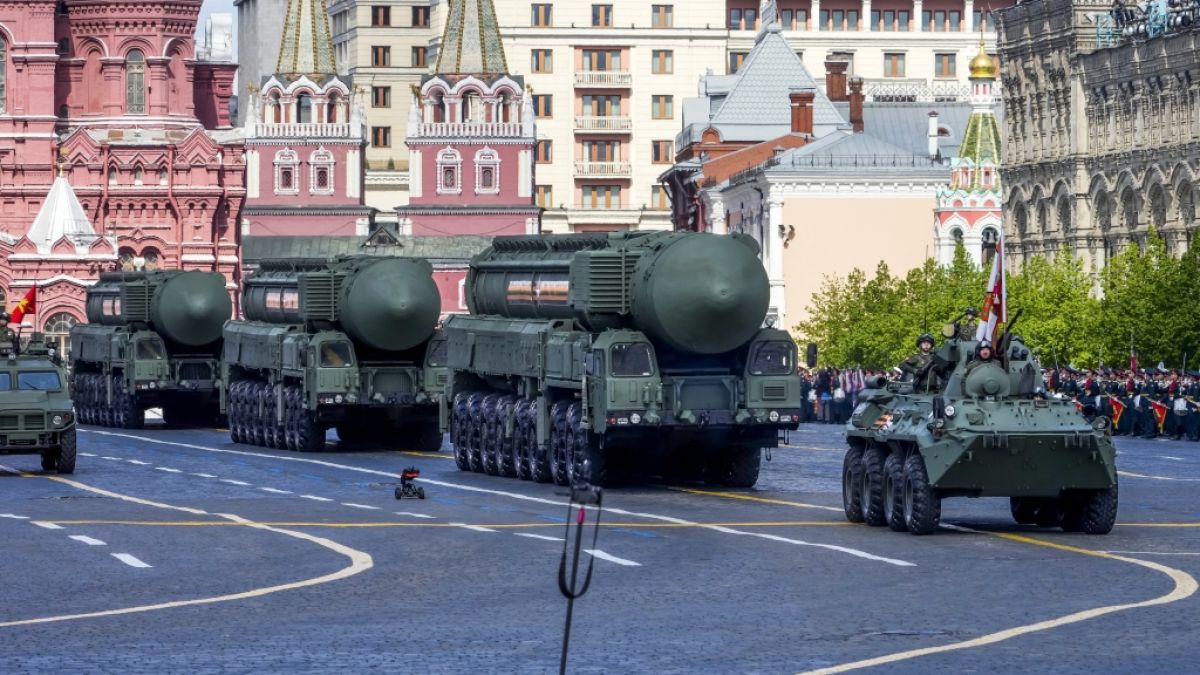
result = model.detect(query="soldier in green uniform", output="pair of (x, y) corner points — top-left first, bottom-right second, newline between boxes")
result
(962, 340), (995, 380)
(899, 333), (937, 387)
(958, 307), (979, 340)
(0, 311), (16, 350)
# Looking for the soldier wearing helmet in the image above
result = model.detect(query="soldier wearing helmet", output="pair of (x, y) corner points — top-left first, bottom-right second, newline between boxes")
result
(962, 340), (995, 380)
(898, 333), (937, 385)
(958, 307), (979, 340)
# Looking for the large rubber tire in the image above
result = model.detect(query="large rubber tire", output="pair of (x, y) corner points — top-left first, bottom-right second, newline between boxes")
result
(117, 387), (144, 430)
(859, 445), (888, 526)
(514, 400), (534, 481)
(708, 445), (761, 488)
(550, 402), (571, 486)
(482, 396), (501, 476)
(55, 428), (77, 474)
(1010, 497), (1040, 525)
(1079, 485), (1118, 535)
(883, 452), (907, 532)
(842, 446), (864, 523)
(295, 406), (324, 452)
(902, 453), (940, 535)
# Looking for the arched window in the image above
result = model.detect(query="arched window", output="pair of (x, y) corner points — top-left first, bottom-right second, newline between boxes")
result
(461, 92), (482, 122)
(297, 94), (312, 123)
(1014, 205), (1028, 235)
(1057, 195), (1072, 234)
(474, 147), (500, 195)
(43, 312), (79, 356)
(309, 147), (335, 195)
(326, 93), (340, 123)
(274, 149), (300, 195)
(119, 247), (136, 271)
(0, 36), (8, 115)
(1178, 182), (1195, 229)
(108, 167), (118, 185)
(142, 249), (160, 270)
(1121, 187), (1138, 230)
(1149, 183), (1167, 228)
(133, 167), (143, 186)
(1037, 200), (1049, 233)
(431, 92), (446, 122)
(1095, 192), (1113, 230)
(436, 147), (462, 195)
(981, 227), (999, 265)
(159, 167), (168, 186)
(270, 92), (282, 123)
(126, 50), (145, 114)
(950, 227), (964, 244)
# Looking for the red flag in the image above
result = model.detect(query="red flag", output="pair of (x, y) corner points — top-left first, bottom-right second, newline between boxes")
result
(975, 238), (1006, 344)
(9, 287), (35, 324)
(1150, 399), (1168, 432)
(1108, 395), (1126, 427)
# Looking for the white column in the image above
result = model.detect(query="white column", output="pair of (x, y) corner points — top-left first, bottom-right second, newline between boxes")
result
(964, 0), (974, 31)
(346, 149), (361, 199)
(812, 0), (821, 30)
(766, 196), (786, 324)
(862, 0), (872, 31)
(409, 149), (422, 198)
(709, 195), (727, 234)
(913, 0), (923, 31)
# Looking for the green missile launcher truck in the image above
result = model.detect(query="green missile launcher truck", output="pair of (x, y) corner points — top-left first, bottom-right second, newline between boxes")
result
(442, 231), (803, 487)
(70, 270), (231, 428)
(0, 332), (77, 473)
(222, 256), (446, 452)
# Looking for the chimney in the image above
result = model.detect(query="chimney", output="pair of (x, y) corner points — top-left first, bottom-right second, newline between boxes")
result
(789, 87), (815, 135)
(848, 77), (864, 133)
(824, 61), (849, 102)
(927, 110), (940, 159)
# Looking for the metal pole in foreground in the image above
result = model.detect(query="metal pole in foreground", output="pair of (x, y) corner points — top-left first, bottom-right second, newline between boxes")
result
(558, 483), (602, 675)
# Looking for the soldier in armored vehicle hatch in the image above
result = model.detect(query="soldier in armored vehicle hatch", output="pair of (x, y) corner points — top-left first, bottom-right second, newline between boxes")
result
(962, 340), (995, 379)
(899, 333), (938, 388)
(958, 307), (979, 340)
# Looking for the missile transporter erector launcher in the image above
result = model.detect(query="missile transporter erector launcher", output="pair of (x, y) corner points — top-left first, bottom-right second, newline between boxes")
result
(222, 256), (445, 452)
(70, 270), (232, 428)
(442, 231), (803, 487)
(842, 320), (1118, 535)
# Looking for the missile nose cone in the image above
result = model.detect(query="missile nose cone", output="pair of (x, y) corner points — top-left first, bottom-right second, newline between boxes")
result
(339, 259), (441, 352)
(151, 271), (232, 347)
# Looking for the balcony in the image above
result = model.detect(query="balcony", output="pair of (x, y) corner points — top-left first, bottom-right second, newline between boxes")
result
(574, 116), (633, 133)
(574, 161), (632, 178)
(249, 122), (358, 139)
(574, 71), (633, 88)
(410, 121), (531, 138)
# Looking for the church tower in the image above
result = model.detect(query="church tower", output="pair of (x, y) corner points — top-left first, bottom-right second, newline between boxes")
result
(241, 0), (372, 237)
(934, 40), (1003, 267)
(396, 0), (541, 236)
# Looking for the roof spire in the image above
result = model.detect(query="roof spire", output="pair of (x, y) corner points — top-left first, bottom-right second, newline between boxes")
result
(435, 0), (509, 75)
(27, 160), (98, 255)
(276, 0), (337, 77)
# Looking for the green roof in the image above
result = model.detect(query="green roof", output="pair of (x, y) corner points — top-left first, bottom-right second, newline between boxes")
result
(951, 109), (1002, 192)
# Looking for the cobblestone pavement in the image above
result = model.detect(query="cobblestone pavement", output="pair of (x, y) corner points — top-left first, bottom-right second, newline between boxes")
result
(1, 422), (1197, 674)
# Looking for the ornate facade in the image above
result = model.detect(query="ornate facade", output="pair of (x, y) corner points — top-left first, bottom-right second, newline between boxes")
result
(997, 0), (1200, 268)
(0, 0), (244, 346)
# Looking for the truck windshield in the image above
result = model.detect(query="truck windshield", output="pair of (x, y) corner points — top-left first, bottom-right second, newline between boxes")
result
(610, 343), (654, 377)
(425, 340), (447, 367)
(749, 341), (795, 375)
(319, 341), (354, 368)
(0, 373), (10, 389)
(17, 371), (62, 391)
(136, 340), (167, 360)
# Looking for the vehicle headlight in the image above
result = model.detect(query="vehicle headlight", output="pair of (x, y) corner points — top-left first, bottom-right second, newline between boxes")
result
(943, 405), (956, 418)
(148, 381), (157, 389)
(51, 415), (63, 427)
(629, 412), (641, 425)
(345, 393), (358, 403)
(334, 394), (344, 404)
(768, 410), (780, 422)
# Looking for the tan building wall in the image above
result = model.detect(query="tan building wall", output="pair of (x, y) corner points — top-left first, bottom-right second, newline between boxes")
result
(781, 194), (934, 328)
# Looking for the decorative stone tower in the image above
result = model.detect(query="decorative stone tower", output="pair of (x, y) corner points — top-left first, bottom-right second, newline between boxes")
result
(395, 0), (541, 237)
(241, 0), (372, 237)
(934, 40), (1003, 267)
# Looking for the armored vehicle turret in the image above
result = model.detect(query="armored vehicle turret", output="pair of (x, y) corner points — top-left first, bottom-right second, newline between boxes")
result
(442, 231), (803, 487)
(70, 270), (232, 428)
(0, 333), (77, 473)
(221, 256), (445, 452)
(842, 315), (1118, 535)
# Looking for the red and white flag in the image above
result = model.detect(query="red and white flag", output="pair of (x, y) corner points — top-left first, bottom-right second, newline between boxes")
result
(975, 238), (1006, 344)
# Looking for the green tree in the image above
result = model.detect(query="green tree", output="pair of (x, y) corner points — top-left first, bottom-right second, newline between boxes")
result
(1006, 248), (1101, 367)
(1098, 228), (1183, 367)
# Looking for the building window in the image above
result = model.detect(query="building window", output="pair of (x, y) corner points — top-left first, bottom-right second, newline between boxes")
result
(133, 167), (143, 186)
(935, 53), (956, 78)
(371, 5), (391, 26)
(310, 148), (335, 195)
(371, 126), (391, 147)
(652, 4), (673, 27)
(159, 168), (168, 186)
(651, 140), (673, 164)
(533, 94), (552, 118)
(820, 8), (860, 31)
(436, 147), (462, 195)
(582, 95), (621, 116)
(728, 51), (748, 74)
(372, 46), (391, 67)
(475, 147), (500, 195)
(372, 86), (391, 108)
(412, 46), (427, 67)
(973, 10), (996, 31)
(651, 95), (673, 120)
(581, 185), (621, 209)
(297, 94), (313, 123)
(651, 185), (670, 210)
(652, 49), (673, 74)
(922, 10), (959, 31)
(126, 50), (145, 114)
(780, 8), (809, 30)
(871, 9), (909, 31)
(108, 167), (117, 185)
(729, 7), (758, 30)
(535, 140), (553, 163)
(531, 49), (553, 73)
(531, 3), (553, 27)
(592, 4), (613, 27)
(274, 149), (300, 195)
(412, 5), (430, 27)
(42, 312), (79, 356)
(536, 184), (553, 208)
(583, 140), (619, 161)
(884, 53), (905, 78)
(582, 49), (621, 72)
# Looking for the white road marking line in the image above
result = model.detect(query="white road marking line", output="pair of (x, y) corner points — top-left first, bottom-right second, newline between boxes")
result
(450, 523), (498, 533)
(219, 479), (251, 486)
(127, 460), (151, 466)
(395, 512), (435, 519)
(32, 521), (63, 530)
(154, 467), (182, 474)
(1103, 551), (1200, 556)
(1160, 456), (1185, 461)
(259, 487), (293, 495)
(585, 549), (641, 567)
(111, 553), (152, 569)
(80, 452), (97, 457)
(342, 502), (381, 510)
(515, 533), (563, 542)
(0, 514), (30, 520)
(100, 456), (123, 461)
(1119, 470), (1200, 482)
(300, 495), (333, 502)
(193, 473), (218, 478)
(69, 535), (106, 546)
(81, 430), (914, 567)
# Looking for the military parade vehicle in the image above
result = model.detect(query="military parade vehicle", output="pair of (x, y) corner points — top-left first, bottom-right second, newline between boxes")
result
(222, 256), (445, 452)
(842, 316), (1119, 535)
(441, 231), (803, 487)
(0, 332), (77, 473)
(70, 270), (231, 428)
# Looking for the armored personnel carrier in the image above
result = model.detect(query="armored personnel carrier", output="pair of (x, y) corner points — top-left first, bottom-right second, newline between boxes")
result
(842, 317), (1118, 535)
(222, 256), (445, 452)
(0, 333), (76, 473)
(442, 231), (803, 487)
(70, 270), (231, 428)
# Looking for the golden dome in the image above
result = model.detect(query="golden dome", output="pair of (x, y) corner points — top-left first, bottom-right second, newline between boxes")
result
(969, 40), (997, 79)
